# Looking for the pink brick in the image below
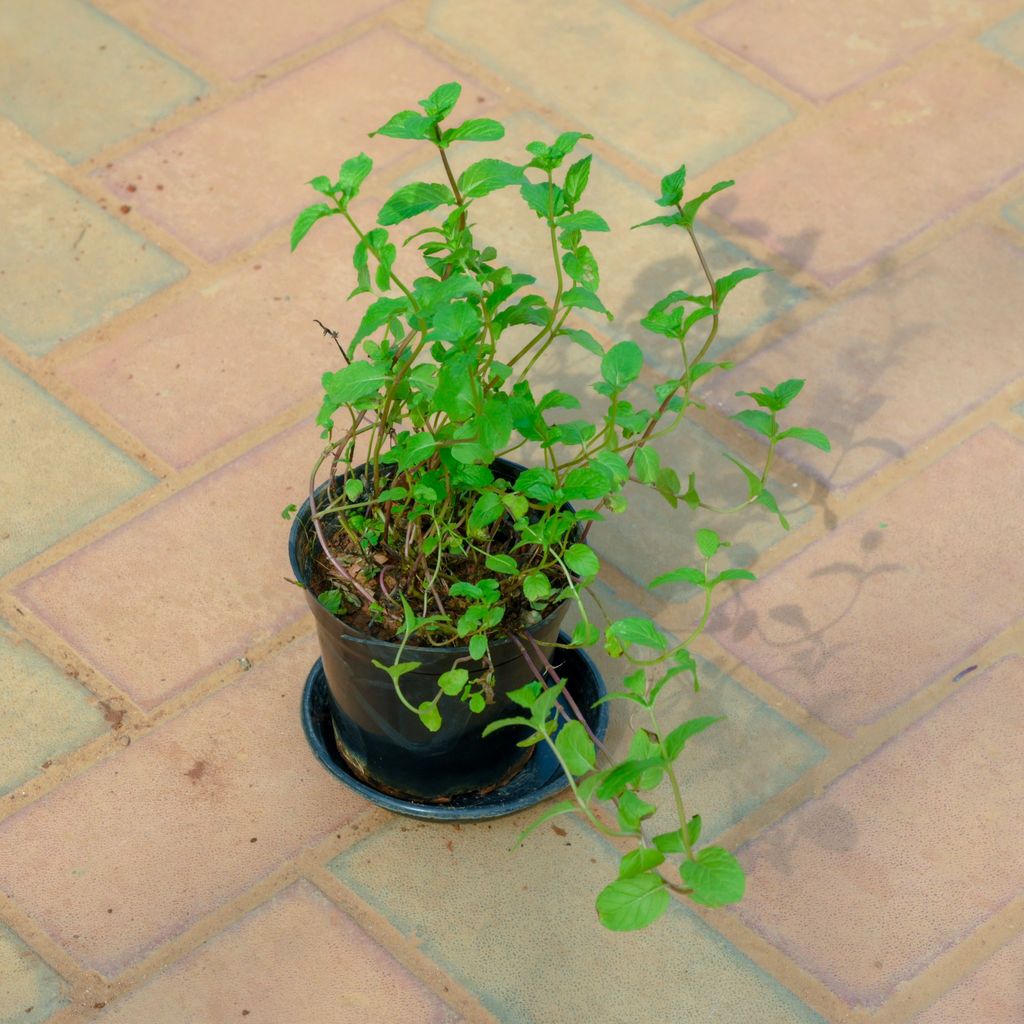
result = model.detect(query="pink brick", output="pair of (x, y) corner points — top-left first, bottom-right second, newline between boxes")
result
(95, 31), (484, 261)
(0, 637), (366, 976)
(16, 422), (318, 709)
(700, 0), (1003, 101)
(736, 656), (1024, 1008)
(99, 0), (397, 81)
(95, 881), (458, 1023)
(705, 227), (1024, 489)
(718, 55), (1024, 284)
(911, 929), (1024, 1023)
(711, 428), (1024, 733)
(58, 235), (360, 468)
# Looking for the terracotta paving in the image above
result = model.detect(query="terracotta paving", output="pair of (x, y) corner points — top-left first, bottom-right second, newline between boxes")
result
(1, 1), (1021, 1021)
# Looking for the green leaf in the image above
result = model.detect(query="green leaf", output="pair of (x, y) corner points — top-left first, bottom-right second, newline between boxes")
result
(419, 81), (461, 119)
(508, 681), (541, 709)
(308, 175), (334, 196)
(601, 341), (643, 389)
(469, 634), (487, 661)
(617, 789), (657, 831)
(562, 467), (610, 501)
(290, 203), (332, 251)
(592, 451), (629, 485)
(648, 566), (705, 589)
(596, 874), (670, 931)
(618, 848), (666, 879)
(564, 155), (592, 206)
(680, 847), (746, 907)
(757, 487), (789, 530)
(485, 553), (518, 574)
(695, 528), (720, 558)
(686, 815), (702, 847)
(281, 503), (297, 520)
(632, 212), (683, 230)
(711, 568), (756, 586)
(352, 296), (407, 346)
(370, 109), (434, 140)
(555, 210), (610, 232)
(444, 117), (505, 143)
(520, 181), (565, 219)
(655, 468), (680, 509)
(322, 362), (388, 404)
(653, 830), (686, 854)
(634, 446), (660, 484)
(562, 248), (600, 290)
(431, 301), (482, 343)
(776, 426), (831, 452)
(664, 715), (722, 760)
(772, 378), (805, 408)
(572, 620), (601, 646)
(565, 543), (600, 578)
(679, 180), (734, 226)
(417, 701), (442, 732)
(559, 327), (604, 356)
(555, 720), (596, 775)
(656, 163), (687, 207)
(523, 573), (552, 603)
(317, 589), (343, 614)
(457, 158), (527, 198)
(715, 266), (766, 303)
(438, 668), (469, 696)
(468, 492), (503, 530)
(563, 286), (611, 318)
(732, 408), (775, 439)
(597, 757), (664, 798)
(338, 153), (373, 197)
(378, 182), (456, 226)
(607, 617), (668, 651)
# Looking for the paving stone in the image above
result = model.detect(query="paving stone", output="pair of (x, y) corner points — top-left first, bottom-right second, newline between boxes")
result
(451, 112), (803, 367)
(0, 923), (68, 1023)
(16, 420), (317, 709)
(98, 0), (397, 81)
(94, 881), (458, 1023)
(736, 656), (1024, 1008)
(57, 235), (358, 468)
(0, 360), (154, 576)
(910, 929), (1024, 1023)
(0, 636), (366, 977)
(700, 0), (1003, 101)
(0, 150), (186, 356)
(979, 9), (1024, 66)
(95, 31), (474, 261)
(718, 54), (1024, 284)
(0, 0), (204, 163)
(0, 622), (107, 797)
(711, 428), (1024, 734)
(704, 227), (1024, 490)
(331, 818), (825, 1024)
(429, 0), (791, 175)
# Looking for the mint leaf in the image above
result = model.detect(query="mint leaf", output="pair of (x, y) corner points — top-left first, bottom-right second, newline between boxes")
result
(565, 543), (600, 578)
(370, 109), (434, 140)
(776, 426), (831, 451)
(378, 182), (456, 225)
(457, 158), (527, 198)
(419, 81), (461, 120)
(601, 341), (643, 389)
(732, 408), (775, 439)
(679, 180), (734, 226)
(556, 210), (610, 232)
(680, 847), (745, 907)
(563, 286), (611, 318)
(656, 163), (687, 207)
(664, 715), (721, 760)
(444, 118), (505, 144)
(337, 153), (373, 197)
(417, 701), (442, 732)
(715, 266), (766, 303)
(469, 634), (487, 661)
(596, 873), (670, 931)
(559, 327), (604, 356)
(438, 668), (469, 696)
(618, 848), (666, 879)
(695, 528), (720, 558)
(607, 618), (667, 651)
(322, 362), (388, 404)
(632, 212), (683, 229)
(648, 566), (705, 589)
(555, 720), (596, 775)
(290, 203), (332, 251)
(564, 155), (592, 206)
(485, 553), (518, 574)
(523, 573), (552, 603)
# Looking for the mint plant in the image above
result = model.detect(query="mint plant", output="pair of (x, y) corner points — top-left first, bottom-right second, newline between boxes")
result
(290, 82), (829, 931)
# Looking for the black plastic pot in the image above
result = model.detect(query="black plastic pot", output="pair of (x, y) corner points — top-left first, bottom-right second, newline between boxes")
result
(288, 459), (573, 803)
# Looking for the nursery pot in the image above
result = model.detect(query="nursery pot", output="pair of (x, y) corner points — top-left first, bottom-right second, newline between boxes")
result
(289, 459), (574, 803)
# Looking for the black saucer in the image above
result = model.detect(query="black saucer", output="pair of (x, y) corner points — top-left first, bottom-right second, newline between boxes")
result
(300, 632), (609, 821)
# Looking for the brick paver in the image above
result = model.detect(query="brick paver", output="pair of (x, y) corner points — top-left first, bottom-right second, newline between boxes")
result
(0, 148), (186, 356)
(712, 428), (1024, 734)
(1, 0), (1022, 1020)
(735, 656), (1024, 1008)
(94, 881), (459, 1023)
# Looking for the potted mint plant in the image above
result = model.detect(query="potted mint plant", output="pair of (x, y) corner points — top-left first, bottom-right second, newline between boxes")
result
(286, 82), (829, 931)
